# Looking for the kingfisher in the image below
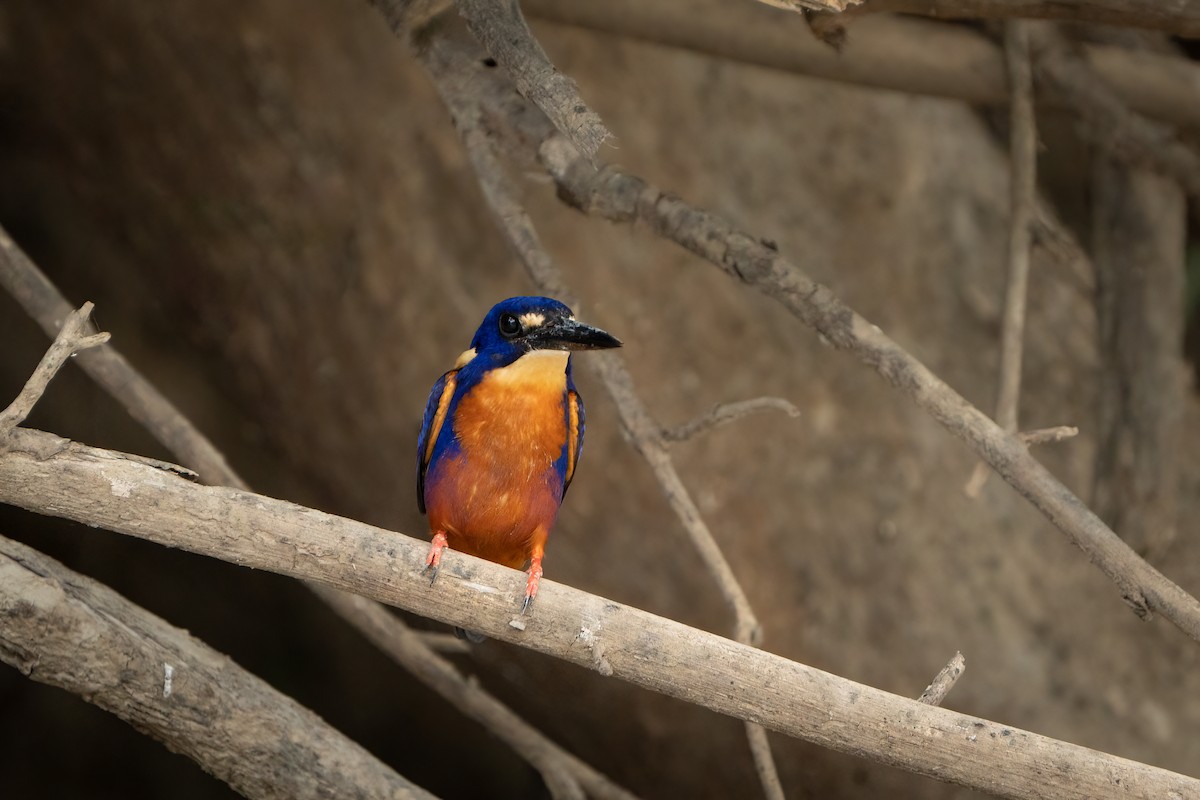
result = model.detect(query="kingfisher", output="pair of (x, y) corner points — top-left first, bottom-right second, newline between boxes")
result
(417, 296), (621, 617)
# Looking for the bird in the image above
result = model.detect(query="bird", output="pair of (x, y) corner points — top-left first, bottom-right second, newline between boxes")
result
(417, 296), (621, 624)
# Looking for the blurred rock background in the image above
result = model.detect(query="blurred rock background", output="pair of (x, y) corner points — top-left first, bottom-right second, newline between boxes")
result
(0, 1), (1197, 797)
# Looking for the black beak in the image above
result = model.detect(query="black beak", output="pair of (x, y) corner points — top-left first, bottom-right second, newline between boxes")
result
(531, 317), (622, 351)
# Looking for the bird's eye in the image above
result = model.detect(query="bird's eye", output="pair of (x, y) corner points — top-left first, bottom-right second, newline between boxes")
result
(498, 313), (522, 339)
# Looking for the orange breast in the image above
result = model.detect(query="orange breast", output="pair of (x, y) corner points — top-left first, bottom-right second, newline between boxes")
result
(425, 351), (569, 568)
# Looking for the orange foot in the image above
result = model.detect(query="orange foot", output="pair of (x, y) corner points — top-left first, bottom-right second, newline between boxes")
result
(520, 554), (543, 615)
(423, 531), (448, 586)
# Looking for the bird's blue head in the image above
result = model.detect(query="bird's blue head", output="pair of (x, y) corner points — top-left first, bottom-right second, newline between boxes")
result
(466, 296), (621, 366)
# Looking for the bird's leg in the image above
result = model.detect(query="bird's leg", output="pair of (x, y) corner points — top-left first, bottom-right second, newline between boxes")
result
(423, 530), (448, 586)
(520, 537), (546, 614)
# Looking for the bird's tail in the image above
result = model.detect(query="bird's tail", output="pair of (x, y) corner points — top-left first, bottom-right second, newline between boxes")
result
(454, 626), (487, 644)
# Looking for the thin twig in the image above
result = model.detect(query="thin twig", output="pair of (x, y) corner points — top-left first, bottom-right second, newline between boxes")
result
(917, 652), (966, 707)
(3, 427), (1198, 800)
(0, 301), (109, 441)
(454, 0), (610, 159)
(1019, 425), (1078, 446)
(429, 39), (1200, 641)
(996, 21), (1036, 435)
(0, 534), (434, 800)
(964, 21), (1038, 498)
(663, 397), (801, 444)
(0, 226), (634, 800)
(416, 31), (782, 798)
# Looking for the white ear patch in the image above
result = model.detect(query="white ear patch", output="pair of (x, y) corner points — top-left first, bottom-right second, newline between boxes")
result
(454, 348), (477, 368)
(519, 312), (546, 329)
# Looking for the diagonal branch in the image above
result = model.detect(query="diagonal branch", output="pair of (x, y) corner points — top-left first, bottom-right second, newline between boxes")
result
(1, 427), (1197, 800)
(0, 301), (109, 441)
(419, 37), (1200, 643)
(0, 228), (635, 800)
(663, 397), (801, 444)
(0, 533), (434, 800)
(454, 0), (610, 159)
(917, 652), (965, 707)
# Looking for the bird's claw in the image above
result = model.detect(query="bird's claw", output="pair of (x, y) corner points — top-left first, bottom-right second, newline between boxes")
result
(520, 559), (543, 615)
(424, 531), (448, 586)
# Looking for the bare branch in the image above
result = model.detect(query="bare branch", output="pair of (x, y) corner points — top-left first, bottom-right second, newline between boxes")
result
(454, 0), (610, 159)
(2, 428), (1197, 800)
(964, 21), (1039, 499)
(996, 22), (1037, 435)
(1020, 426), (1079, 446)
(0, 533), (433, 800)
(1091, 153), (1186, 560)
(754, 0), (862, 14)
(423, 41), (1200, 641)
(0, 226), (633, 800)
(811, 0), (1200, 39)
(663, 398), (801, 444)
(521, 0), (1200, 131)
(918, 652), (966, 707)
(0, 302), (109, 441)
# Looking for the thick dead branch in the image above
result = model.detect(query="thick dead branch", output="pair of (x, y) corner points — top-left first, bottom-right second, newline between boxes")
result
(1030, 26), (1200, 198)
(0, 227), (632, 800)
(918, 652), (966, 707)
(0, 534), (433, 800)
(1091, 155), (1186, 560)
(663, 398), (801, 443)
(811, 0), (1200, 39)
(418, 41), (781, 796)
(521, 0), (1200, 130)
(1, 428), (1197, 800)
(0, 302), (109, 441)
(453, 0), (610, 159)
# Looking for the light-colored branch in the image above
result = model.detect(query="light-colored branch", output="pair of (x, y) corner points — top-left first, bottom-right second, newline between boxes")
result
(0, 226), (633, 800)
(417, 36), (781, 796)
(0, 532), (433, 800)
(430, 37), (1200, 643)
(520, 0), (1200, 131)
(996, 22), (1037, 435)
(965, 21), (1039, 500)
(663, 397), (801, 443)
(811, 0), (1200, 39)
(918, 652), (966, 707)
(754, 0), (862, 14)
(454, 0), (610, 159)
(0, 301), (109, 441)
(1, 428), (1197, 800)
(1019, 426), (1079, 446)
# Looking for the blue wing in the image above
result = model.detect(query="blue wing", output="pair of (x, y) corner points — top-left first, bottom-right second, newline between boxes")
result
(562, 388), (585, 499)
(417, 370), (459, 514)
